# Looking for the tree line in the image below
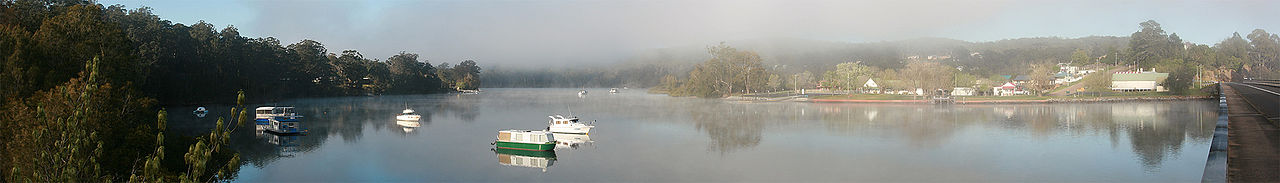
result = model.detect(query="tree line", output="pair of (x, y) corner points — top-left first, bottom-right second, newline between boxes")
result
(1, 1), (482, 181)
(492, 21), (1279, 97)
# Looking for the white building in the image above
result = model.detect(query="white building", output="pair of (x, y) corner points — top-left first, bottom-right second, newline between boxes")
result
(1111, 69), (1169, 92)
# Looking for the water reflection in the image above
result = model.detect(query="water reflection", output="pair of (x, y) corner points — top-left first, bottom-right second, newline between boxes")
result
(812, 102), (1215, 171)
(494, 149), (557, 172)
(254, 130), (300, 157)
(553, 134), (593, 150)
(396, 120), (421, 133)
(213, 89), (1217, 181)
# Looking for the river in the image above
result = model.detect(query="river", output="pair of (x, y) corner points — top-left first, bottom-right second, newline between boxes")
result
(168, 88), (1217, 182)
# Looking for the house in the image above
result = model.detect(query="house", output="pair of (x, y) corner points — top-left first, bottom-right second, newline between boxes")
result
(951, 87), (976, 96)
(992, 82), (1026, 96)
(862, 78), (880, 94)
(1011, 75), (1032, 85)
(1112, 69), (1169, 92)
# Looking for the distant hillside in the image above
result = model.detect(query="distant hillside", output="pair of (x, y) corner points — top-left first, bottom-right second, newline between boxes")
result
(485, 35), (1133, 88)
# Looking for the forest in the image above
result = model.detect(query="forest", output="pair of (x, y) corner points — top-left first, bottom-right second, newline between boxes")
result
(0, 1), (480, 182)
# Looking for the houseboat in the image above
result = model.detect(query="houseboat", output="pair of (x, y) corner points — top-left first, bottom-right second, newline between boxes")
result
(548, 114), (594, 134)
(255, 106), (305, 134)
(495, 130), (556, 151)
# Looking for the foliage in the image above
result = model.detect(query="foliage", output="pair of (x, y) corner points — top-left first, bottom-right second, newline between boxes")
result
(669, 43), (771, 97)
(821, 62), (875, 90)
(1155, 59), (1198, 94)
(1028, 64), (1058, 95)
(1082, 69), (1113, 93)
(898, 61), (954, 95)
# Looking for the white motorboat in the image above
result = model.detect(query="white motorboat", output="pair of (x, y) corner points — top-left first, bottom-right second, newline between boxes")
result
(609, 88), (619, 93)
(397, 108), (421, 121)
(193, 106), (208, 118)
(577, 90), (588, 95)
(547, 114), (594, 134)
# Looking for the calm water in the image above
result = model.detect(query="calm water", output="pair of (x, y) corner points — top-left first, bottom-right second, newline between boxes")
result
(170, 88), (1217, 182)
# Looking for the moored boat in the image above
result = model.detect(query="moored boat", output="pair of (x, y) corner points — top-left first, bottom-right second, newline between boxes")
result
(609, 88), (619, 93)
(396, 108), (421, 121)
(548, 114), (594, 134)
(255, 106), (305, 134)
(193, 106), (208, 118)
(578, 90), (588, 95)
(495, 130), (556, 151)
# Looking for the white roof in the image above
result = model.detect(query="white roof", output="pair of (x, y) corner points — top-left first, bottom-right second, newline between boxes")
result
(256, 106), (293, 111)
(863, 78), (879, 88)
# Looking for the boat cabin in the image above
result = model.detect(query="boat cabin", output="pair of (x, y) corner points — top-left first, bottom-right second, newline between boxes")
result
(497, 130), (556, 144)
(256, 106), (300, 119)
(548, 115), (580, 125)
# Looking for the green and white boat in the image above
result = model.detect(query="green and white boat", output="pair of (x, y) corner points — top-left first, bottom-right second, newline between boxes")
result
(495, 130), (557, 151)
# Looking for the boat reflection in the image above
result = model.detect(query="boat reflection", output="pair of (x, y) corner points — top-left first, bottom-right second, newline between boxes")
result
(553, 133), (593, 150)
(494, 148), (557, 172)
(255, 129), (301, 157)
(396, 120), (421, 133)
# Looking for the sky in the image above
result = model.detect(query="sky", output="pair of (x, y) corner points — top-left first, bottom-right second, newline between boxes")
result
(99, 0), (1280, 67)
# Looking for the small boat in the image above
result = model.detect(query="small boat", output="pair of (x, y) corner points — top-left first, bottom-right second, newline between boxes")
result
(548, 114), (594, 134)
(577, 90), (588, 95)
(459, 89), (481, 94)
(609, 88), (619, 93)
(396, 108), (421, 121)
(254, 106), (305, 134)
(495, 130), (557, 151)
(193, 106), (208, 118)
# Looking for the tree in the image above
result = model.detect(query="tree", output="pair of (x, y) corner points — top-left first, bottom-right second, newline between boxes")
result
(671, 43), (770, 97)
(821, 62), (875, 90)
(1070, 49), (1091, 65)
(1155, 58), (1198, 94)
(766, 74), (783, 92)
(1129, 20), (1183, 68)
(899, 61), (954, 95)
(1083, 69), (1113, 93)
(791, 71), (816, 90)
(1028, 63), (1058, 95)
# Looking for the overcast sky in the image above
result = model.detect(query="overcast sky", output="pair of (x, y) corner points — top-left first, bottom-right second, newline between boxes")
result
(101, 0), (1280, 66)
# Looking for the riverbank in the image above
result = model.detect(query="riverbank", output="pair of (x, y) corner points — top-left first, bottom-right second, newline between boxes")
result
(725, 93), (1214, 104)
(807, 95), (1213, 104)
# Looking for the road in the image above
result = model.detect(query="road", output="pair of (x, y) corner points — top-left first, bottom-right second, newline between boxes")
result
(1048, 66), (1131, 96)
(1223, 82), (1280, 182)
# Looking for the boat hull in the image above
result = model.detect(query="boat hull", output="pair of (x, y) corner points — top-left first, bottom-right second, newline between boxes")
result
(549, 126), (592, 134)
(495, 141), (556, 151)
(396, 115), (421, 121)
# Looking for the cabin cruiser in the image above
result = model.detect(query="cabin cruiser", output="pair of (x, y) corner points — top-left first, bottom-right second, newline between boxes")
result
(609, 88), (619, 93)
(255, 106), (305, 134)
(396, 108), (421, 121)
(547, 114), (594, 134)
